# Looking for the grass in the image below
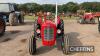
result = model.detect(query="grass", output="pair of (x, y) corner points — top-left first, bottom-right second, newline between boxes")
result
(24, 15), (35, 20)
(24, 15), (79, 20)
(64, 16), (79, 20)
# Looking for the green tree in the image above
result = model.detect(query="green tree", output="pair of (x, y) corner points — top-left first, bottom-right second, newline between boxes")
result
(61, 2), (79, 13)
(42, 4), (55, 13)
(17, 4), (28, 13)
(80, 2), (100, 12)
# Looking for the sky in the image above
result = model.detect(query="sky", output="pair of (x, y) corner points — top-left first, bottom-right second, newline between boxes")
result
(0, 0), (100, 4)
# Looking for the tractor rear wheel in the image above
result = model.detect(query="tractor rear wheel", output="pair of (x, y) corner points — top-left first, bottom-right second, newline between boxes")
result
(0, 18), (5, 36)
(98, 21), (100, 33)
(62, 34), (69, 55)
(79, 19), (85, 24)
(9, 12), (17, 26)
(29, 36), (36, 55)
(91, 19), (95, 24)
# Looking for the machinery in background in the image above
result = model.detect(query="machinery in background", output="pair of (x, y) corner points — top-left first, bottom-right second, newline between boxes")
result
(78, 13), (95, 24)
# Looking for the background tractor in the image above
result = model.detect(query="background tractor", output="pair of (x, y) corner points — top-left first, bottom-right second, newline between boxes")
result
(98, 18), (100, 33)
(94, 12), (100, 33)
(78, 13), (95, 24)
(0, 3), (24, 26)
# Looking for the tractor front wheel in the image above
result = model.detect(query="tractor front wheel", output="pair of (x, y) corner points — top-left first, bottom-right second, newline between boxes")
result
(62, 34), (69, 55)
(29, 36), (36, 55)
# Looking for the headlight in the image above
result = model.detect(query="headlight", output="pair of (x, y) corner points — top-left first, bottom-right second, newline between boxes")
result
(57, 29), (61, 34)
(99, 17), (100, 21)
(36, 29), (40, 33)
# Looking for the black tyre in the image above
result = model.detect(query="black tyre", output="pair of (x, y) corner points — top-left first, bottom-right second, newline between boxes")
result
(56, 35), (63, 50)
(0, 18), (6, 36)
(91, 19), (95, 24)
(9, 12), (17, 26)
(29, 36), (36, 55)
(62, 34), (69, 55)
(98, 21), (100, 33)
(18, 15), (24, 24)
(80, 19), (85, 24)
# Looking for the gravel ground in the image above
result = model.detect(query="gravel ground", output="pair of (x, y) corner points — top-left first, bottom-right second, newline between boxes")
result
(0, 20), (100, 56)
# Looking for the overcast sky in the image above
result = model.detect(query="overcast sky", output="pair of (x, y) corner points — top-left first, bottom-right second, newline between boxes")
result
(0, 0), (100, 4)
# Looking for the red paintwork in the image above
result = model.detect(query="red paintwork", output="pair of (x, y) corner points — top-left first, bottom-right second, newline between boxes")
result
(37, 16), (61, 25)
(36, 15), (62, 46)
(57, 16), (61, 24)
(41, 20), (57, 46)
(37, 16), (42, 25)
(83, 13), (94, 20)
(94, 12), (100, 17)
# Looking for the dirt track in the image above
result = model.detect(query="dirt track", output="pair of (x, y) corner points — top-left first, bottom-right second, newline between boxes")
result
(0, 20), (100, 56)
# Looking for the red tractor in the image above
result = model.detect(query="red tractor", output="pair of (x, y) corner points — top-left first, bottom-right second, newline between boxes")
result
(78, 13), (95, 24)
(94, 12), (100, 33)
(29, 14), (69, 55)
(98, 18), (100, 33)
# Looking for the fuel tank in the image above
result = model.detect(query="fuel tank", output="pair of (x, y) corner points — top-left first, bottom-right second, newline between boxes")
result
(41, 20), (57, 46)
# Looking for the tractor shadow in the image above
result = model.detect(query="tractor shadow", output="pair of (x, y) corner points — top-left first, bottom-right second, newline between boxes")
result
(0, 30), (30, 43)
(67, 32), (82, 46)
(65, 32), (83, 55)
(6, 20), (34, 26)
(35, 46), (54, 55)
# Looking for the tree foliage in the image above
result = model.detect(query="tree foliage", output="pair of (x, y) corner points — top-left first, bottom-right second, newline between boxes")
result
(80, 2), (100, 12)
(17, 2), (100, 13)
